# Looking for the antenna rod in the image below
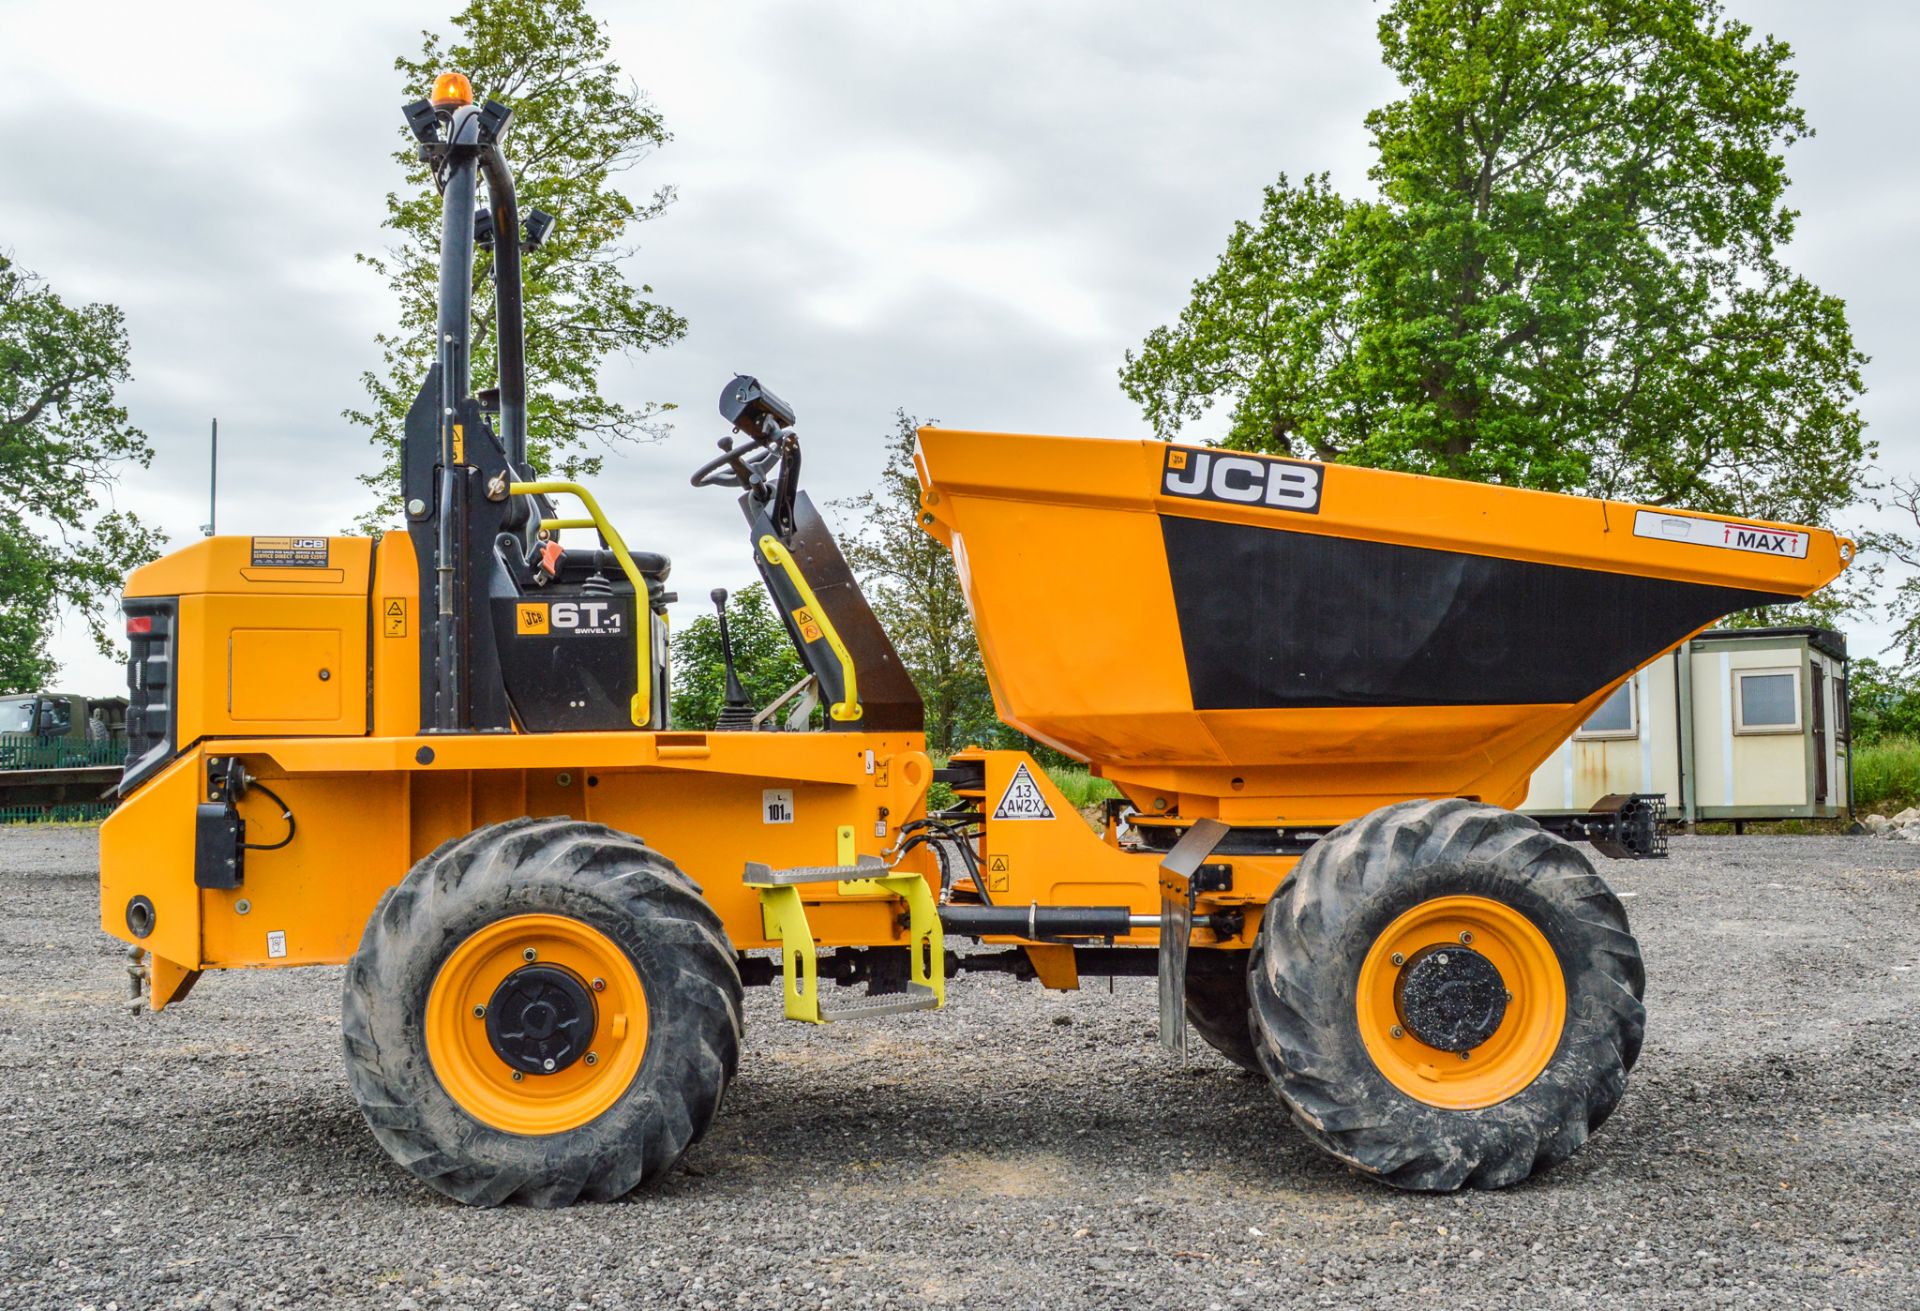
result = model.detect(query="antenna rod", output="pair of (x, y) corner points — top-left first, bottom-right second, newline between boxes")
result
(206, 418), (217, 537)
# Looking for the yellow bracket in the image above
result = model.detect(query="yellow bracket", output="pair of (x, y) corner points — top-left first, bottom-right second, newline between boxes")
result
(756, 534), (861, 722)
(509, 480), (651, 727)
(755, 884), (824, 1023)
(747, 867), (944, 1024)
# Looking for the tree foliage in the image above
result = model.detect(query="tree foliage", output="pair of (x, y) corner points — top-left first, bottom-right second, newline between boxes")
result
(1122, 0), (1869, 529)
(670, 584), (806, 731)
(349, 0), (686, 526)
(0, 254), (162, 691)
(1876, 477), (1920, 674)
(833, 413), (998, 754)
(1847, 656), (1920, 749)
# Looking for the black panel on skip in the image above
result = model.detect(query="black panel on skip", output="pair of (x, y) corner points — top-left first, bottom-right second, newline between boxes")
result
(1160, 514), (1795, 711)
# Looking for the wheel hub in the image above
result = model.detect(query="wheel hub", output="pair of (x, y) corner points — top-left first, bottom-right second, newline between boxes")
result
(1393, 944), (1508, 1052)
(485, 965), (596, 1075)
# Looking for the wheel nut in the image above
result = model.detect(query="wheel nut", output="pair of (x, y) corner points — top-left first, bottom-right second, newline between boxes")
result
(543, 1058), (556, 1071)
(472, 1004), (486, 1018)
(591, 978), (606, 992)
(585, 1052), (598, 1066)
(522, 948), (537, 962)
(511, 1070), (523, 1081)
(1390, 952), (1406, 967)
(1460, 1050), (1473, 1061)
(1389, 1025), (1404, 1039)
(1459, 931), (1474, 945)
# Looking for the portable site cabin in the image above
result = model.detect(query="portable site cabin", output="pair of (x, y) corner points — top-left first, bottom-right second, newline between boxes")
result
(1520, 627), (1850, 825)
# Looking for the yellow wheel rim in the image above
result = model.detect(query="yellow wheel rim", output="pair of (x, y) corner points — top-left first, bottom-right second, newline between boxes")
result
(1356, 895), (1565, 1110)
(425, 913), (649, 1135)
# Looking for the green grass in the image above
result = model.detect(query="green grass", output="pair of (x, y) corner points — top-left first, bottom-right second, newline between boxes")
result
(924, 755), (1121, 815)
(1854, 737), (1920, 816)
(1043, 765), (1122, 810)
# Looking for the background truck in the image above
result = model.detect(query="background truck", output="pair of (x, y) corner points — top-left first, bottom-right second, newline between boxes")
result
(98, 72), (1851, 1206)
(0, 691), (127, 820)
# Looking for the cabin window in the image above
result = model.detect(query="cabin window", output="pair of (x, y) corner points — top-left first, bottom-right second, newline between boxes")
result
(1735, 668), (1801, 735)
(1575, 681), (1637, 740)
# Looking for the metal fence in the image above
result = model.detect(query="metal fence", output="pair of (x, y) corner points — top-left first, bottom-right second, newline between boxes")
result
(0, 736), (125, 770)
(0, 802), (115, 825)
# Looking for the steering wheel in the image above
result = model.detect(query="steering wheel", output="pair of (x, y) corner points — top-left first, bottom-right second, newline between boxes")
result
(689, 430), (781, 489)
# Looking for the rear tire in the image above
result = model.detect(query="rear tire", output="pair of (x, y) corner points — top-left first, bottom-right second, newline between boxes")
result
(342, 818), (743, 1207)
(1184, 960), (1261, 1072)
(1248, 799), (1644, 1190)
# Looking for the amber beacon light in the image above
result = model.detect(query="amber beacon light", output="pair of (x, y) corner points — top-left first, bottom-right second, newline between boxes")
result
(430, 70), (474, 110)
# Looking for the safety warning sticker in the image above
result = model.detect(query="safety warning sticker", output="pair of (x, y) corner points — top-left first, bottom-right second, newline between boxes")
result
(250, 536), (329, 568)
(266, 930), (287, 959)
(792, 606), (824, 643)
(1631, 510), (1808, 560)
(992, 762), (1055, 821)
(382, 598), (408, 638)
(987, 853), (1012, 892)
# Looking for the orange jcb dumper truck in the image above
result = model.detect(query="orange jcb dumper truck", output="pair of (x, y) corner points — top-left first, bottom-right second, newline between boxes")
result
(98, 75), (1852, 1205)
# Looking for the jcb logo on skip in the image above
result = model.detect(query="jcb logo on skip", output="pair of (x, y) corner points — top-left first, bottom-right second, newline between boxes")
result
(1162, 448), (1323, 515)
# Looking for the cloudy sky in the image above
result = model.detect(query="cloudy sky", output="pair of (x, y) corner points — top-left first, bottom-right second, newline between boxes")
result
(5, 0), (1915, 692)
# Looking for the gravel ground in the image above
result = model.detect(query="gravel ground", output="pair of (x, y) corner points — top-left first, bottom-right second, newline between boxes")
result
(1, 827), (1917, 1310)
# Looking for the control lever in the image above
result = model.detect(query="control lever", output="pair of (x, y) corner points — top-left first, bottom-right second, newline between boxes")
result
(712, 588), (756, 730)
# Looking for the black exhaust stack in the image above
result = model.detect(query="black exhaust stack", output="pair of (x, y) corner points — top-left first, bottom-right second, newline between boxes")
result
(399, 81), (549, 733)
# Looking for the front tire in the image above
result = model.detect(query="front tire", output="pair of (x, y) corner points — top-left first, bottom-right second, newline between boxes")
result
(1248, 799), (1644, 1190)
(342, 818), (743, 1207)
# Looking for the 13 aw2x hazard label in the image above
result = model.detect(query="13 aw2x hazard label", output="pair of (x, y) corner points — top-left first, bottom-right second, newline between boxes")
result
(992, 762), (1055, 820)
(1631, 510), (1808, 559)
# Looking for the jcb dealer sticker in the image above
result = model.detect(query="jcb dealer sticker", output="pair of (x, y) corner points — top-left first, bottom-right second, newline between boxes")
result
(1632, 510), (1808, 560)
(1162, 447), (1322, 515)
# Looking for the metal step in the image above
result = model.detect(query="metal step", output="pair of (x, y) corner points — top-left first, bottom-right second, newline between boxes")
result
(744, 854), (887, 886)
(752, 866), (945, 1024)
(819, 983), (939, 1021)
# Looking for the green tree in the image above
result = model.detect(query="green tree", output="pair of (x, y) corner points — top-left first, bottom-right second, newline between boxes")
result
(834, 412), (998, 754)
(670, 584), (807, 731)
(1122, 0), (1869, 528)
(1879, 476), (1920, 673)
(1846, 656), (1920, 749)
(349, 0), (686, 527)
(0, 254), (162, 691)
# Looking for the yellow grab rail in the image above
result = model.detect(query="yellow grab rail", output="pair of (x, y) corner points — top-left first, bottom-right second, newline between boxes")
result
(757, 534), (861, 722)
(509, 480), (652, 727)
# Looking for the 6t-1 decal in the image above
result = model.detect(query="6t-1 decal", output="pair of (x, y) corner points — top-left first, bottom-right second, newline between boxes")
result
(514, 600), (626, 636)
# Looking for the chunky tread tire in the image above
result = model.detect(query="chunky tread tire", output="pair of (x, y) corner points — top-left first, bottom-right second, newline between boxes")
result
(1248, 798), (1645, 1191)
(1184, 964), (1262, 1073)
(342, 817), (743, 1207)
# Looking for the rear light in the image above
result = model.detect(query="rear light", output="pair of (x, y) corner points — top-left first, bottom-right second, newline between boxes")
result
(120, 598), (177, 795)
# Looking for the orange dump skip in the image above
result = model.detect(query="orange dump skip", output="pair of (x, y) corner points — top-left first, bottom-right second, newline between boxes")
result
(916, 431), (1850, 822)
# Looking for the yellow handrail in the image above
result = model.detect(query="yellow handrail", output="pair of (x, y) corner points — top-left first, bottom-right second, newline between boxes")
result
(509, 480), (651, 727)
(757, 534), (861, 722)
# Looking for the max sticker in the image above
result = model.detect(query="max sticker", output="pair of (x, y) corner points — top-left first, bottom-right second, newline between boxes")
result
(1631, 510), (1808, 560)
